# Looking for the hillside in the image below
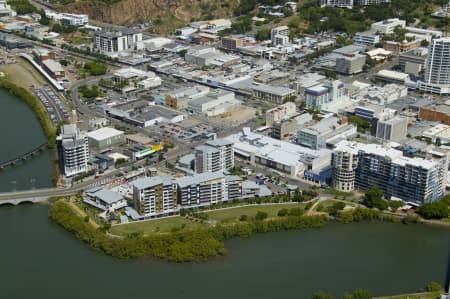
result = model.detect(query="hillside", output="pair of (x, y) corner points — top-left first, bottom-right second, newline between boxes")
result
(61, 0), (240, 33)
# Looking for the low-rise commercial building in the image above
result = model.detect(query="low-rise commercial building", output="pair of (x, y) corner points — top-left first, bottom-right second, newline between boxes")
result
(335, 54), (366, 75)
(241, 180), (273, 199)
(422, 124), (450, 144)
(354, 31), (381, 45)
(87, 127), (124, 149)
(185, 46), (241, 67)
(398, 47), (428, 74)
(297, 117), (357, 149)
(163, 85), (210, 110)
(419, 103), (450, 125)
(374, 70), (410, 84)
(220, 35), (244, 51)
(189, 19), (232, 34)
(271, 117), (300, 140)
(42, 59), (65, 79)
(84, 188), (127, 212)
(45, 11), (88, 26)
(371, 18), (406, 34)
(112, 68), (161, 90)
(225, 128), (332, 178)
(351, 83), (408, 105)
(291, 73), (326, 94)
(384, 40), (421, 53)
(250, 83), (296, 104)
(265, 102), (297, 127)
(102, 103), (186, 127)
(376, 115), (407, 142)
(188, 90), (241, 116)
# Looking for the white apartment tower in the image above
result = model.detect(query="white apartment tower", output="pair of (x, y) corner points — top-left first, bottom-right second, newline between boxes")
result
(331, 150), (359, 192)
(419, 37), (450, 94)
(195, 140), (234, 173)
(94, 29), (143, 54)
(57, 124), (89, 177)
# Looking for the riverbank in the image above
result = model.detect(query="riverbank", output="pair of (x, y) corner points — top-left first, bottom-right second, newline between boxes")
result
(0, 78), (56, 147)
(49, 200), (329, 262)
(374, 291), (440, 299)
(48, 198), (448, 263)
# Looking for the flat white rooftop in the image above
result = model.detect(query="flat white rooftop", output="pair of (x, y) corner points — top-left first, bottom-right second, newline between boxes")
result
(224, 128), (331, 170)
(87, 127), (124, 141)
(334, 140), (438, 170)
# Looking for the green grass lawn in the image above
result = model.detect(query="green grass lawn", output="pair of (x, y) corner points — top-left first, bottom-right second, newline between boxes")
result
(206, 203), (308, 223)
(374, 292), (439, 299)
(110, 216), (205, 235)
(111, 203), (311, 235)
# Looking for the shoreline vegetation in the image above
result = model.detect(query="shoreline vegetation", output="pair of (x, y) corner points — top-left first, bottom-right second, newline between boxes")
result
(0, 78), (56, 148)
(0, 78), (60, 184)
(47, 199), (443, 263)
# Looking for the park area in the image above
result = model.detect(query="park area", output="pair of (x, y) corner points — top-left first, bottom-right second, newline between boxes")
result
(110, 202), (312, 236)
(205, 203), (309, 223)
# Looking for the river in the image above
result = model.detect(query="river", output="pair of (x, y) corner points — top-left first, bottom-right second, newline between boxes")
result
(0, 89), (449, 299)
(0, 88), (53, 192)
(0, 204), (448, 299)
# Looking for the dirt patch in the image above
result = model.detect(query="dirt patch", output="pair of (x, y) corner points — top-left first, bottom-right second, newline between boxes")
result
(0, 58), (46, 89)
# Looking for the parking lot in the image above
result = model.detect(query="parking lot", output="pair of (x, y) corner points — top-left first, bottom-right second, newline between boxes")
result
(34, 87), (70, 125)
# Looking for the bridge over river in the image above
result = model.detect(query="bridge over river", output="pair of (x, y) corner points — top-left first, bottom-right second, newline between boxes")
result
(0, 169), (121, 205)
(0, 142), (48, 170)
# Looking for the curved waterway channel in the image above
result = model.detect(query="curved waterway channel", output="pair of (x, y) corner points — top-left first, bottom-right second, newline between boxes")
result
(0, 89), (449, 299)
(0, 88), (53, 192)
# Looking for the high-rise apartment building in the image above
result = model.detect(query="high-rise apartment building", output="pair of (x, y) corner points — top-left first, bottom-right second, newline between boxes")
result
(176, 172), (242, 207)
(132, 176), (178, 217)
(94, 29), (142, 54)
(195, 140), (234, 173)
(332, 141), (448, 205)
(56, 124), (89, 177)
(419, 37), (450, 94)
(331, 149), (359, 192)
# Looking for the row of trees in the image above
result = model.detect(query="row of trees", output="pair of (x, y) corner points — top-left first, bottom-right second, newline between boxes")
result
(362, 186), (450, 220)
(0, 79), (56, 147)
(313, 281), (444, 299)
(313, 289), (371, 299)
(417, 196), (450, 219)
